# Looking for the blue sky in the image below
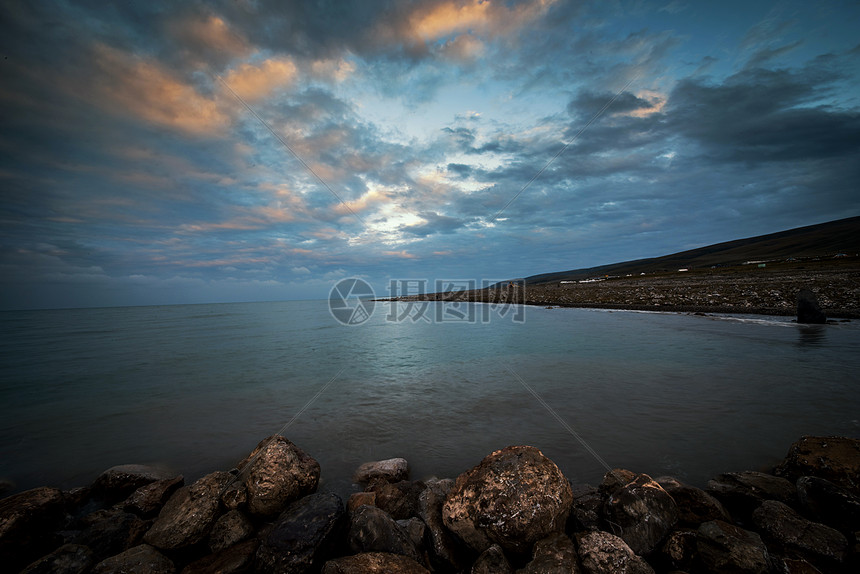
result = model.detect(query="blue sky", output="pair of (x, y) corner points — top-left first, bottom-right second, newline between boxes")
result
(1, 0), (858, 309)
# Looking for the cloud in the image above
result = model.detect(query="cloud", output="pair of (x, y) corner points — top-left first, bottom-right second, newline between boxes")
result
(222, 57), (298, 101)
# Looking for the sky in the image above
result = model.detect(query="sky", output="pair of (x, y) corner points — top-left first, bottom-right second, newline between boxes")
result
(1, 0), (859, 309)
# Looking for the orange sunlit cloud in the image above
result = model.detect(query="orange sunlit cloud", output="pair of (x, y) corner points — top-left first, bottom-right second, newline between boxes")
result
(223, 57), (298, 101)
(407, 0), (557, 42)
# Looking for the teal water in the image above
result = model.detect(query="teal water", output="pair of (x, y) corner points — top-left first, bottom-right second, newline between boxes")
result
(1, 301), (858, 496)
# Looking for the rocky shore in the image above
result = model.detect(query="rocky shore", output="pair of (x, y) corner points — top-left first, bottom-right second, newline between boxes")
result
(2, 435), (859, 574)
(388, 260), (860, 319)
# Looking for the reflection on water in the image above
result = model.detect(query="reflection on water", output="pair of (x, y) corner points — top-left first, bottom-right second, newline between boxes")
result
(797, 324), (827, 346)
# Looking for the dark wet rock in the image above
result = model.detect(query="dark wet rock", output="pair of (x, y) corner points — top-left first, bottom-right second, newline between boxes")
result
(238, 435), (321, 518)
(123, 475), (184, 518)
(181, 538), (259, 574)
(0, 486), (66, 571)
(752, 499), (848, 565)
(471, 543), (512, 574)
(442, 445), (573, 553)
(775, 436), (860, 493)
(603, 473), (678, 555)
(575, 530), (655, 574)
(322, 551), (430, 573)
(92, 464), (176, 505)
(347, 504), (421, 563)
(656, 529), (697, 572)
(255, 492), (345, 574)
(219, 479), (247, 511)
(568, 484), (603, 531)
(419, 478), (471, 572)
(656, 476), (731, 526)
(797, 289), (827, 324)
(348, 491), (377, 512)
(91, 544), (175, 574)
(696, 520), (770, 574)
(354, 458), (410, 485)
(397, 517), (427, 558)
(706, 471), (796, 522)
(372, 480), (425, 520)
(518, 531), (580, 573)
(21, 543), (94, 574)
(599, 469), (638, 497)
(208, 509), (255, 553)
(797, 475), (860, 533)
(74, 507), (150, 561)
(772, 556), (824, 573)
(144, 471), (232, 550)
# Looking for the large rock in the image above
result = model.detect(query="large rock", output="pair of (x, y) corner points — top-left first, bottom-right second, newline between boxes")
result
(519, 531), (581, 573)
(90, 544), (175, 574)
(0, 486), (66, 571)
(208, 509), (255, 553)
(74, 508), (150, 561)
(603, 473), (678, 555)
(144, 471), (232, 550)
(21, 544), (94, 574)
(775, 436), (860, 493)
(575, 531), (654, 574)
(599, 469), (638, 497)
(696, 520), (770, 574)
(181, 538), (259, 574)
(372, 480), (425, 520)
(255, 492), (345, 574)
(123, 475), (185, 518)
(92, 464), (176, 505)
(238, 435), (321, 518)
(797, 289), (826, 324)
(752, 500), (848, 566)
(568, 484), (603, 531)
(354, 458), (410, 484)
(796, 475), (860, 533)
(706, 471), (796, 522)
(442, 446), (574, 553)
(418, 478), (470, 572)
(656, 476), (731, 526)
(347, 504), (421, 563)
(471, 544), (512, 574)
(322, 552), (430, 573)
(656, 529), (697, 573)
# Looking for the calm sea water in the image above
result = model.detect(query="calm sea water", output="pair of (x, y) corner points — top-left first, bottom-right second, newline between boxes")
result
(1, 300), (858, 497)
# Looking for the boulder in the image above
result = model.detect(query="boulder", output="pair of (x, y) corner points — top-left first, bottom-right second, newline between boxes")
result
(220, 479), (247, 511)
(238, 435), (321, 518)
(123, 475), (184, 518)
(373, 480), (425, 520)
(354, 458), (410, 484)
(696, 520), (770, 574)
(90, 544), (175, 574)
(575, 530), (654, 574)
(396, 517), (427, 557)
(471, 543), (513, 574)
(208, 509), (255, 553)
(603, 473), (678, 555)
(656, 476), (731, 526)
(772, 556), (825, 573)
(775, 436), (860, 493)
(92, 464), (176, 505)
(442, 445), (574, 553)
(322, 552), (429, 573)
(181, 538), (259, 574)
(599, 469), (638, 497)
(347, 504), (422, 563)
(518, 531), (581, 573)
(706, 471), (796, 521)
(752, 500), (847, 566)
(74, 508), (150, 561)
(797, 289), (826, 324)
(0, 486), (66, 571)
(419, 478), (471, 571)
(143, 471), (232, 550)
(796, 475), (860, 533)
(656, 529), (697, 572)
(20, 543), (94, 574)
(348, 491), (377, 512)
(255, 492), (345, 574)
(568, 484), (603, 531)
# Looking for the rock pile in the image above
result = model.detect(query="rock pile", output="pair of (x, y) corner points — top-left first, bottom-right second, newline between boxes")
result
(1, 435), (858, 573)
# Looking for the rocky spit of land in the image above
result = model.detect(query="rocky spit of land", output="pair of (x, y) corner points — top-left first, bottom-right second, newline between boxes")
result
(2, 435), (859, 574)
(388, 260), (860, 319)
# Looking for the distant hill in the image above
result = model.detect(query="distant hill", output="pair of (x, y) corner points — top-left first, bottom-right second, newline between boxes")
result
(525, 216), (860, 285)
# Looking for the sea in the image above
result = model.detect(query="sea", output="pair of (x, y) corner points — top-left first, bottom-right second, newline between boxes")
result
(1, 300), (858, 498)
